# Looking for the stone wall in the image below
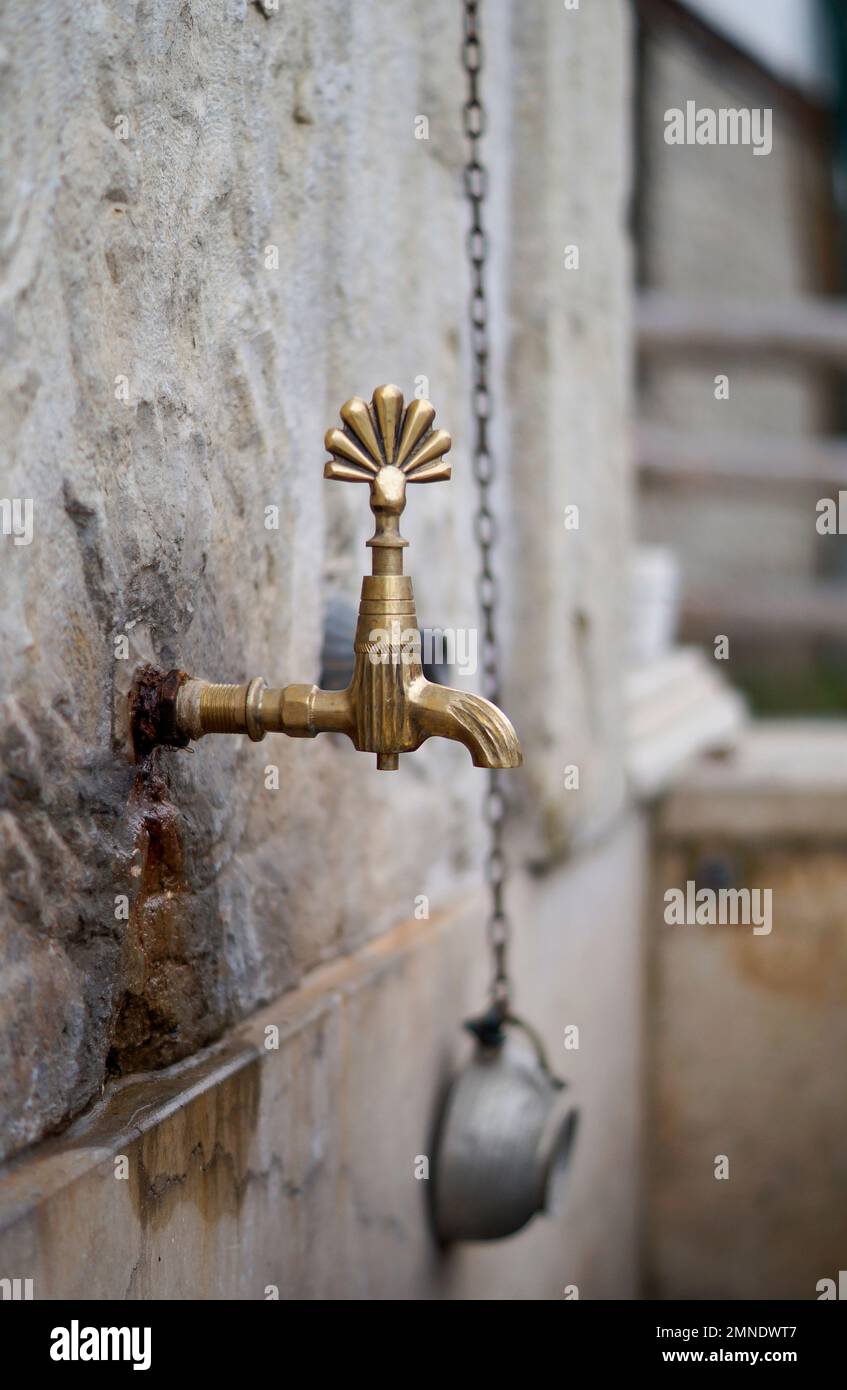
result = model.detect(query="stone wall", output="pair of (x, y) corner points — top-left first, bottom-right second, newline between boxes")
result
(0, 0), (492, 1159)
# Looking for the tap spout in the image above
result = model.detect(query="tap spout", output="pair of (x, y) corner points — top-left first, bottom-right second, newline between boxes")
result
(407, 678), (522, 769)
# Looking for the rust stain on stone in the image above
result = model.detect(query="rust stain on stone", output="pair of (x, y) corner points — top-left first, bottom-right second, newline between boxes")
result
(109, 670), (220, 1075)
(129, 1059), (263, 1233)
(109, 761), (190, 1072)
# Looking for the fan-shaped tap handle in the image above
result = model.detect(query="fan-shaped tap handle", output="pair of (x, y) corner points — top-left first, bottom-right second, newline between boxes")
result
(324, 384), (452, 492)
(324, 385), (452, 571)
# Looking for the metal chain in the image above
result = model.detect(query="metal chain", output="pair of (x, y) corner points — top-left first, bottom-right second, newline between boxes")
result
(462, 0), (512, 1017)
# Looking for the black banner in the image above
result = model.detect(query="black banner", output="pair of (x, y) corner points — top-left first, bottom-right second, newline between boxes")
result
(0, 1298), (843, 1375)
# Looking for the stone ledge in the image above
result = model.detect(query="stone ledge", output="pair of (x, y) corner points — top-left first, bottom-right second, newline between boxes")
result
(626, 647), (746, 800)
(0, 892), (480, 1235)
(657, 720), (847, 842)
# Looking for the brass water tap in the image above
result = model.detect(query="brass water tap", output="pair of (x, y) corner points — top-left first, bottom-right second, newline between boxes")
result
(150, 386), (522, 772)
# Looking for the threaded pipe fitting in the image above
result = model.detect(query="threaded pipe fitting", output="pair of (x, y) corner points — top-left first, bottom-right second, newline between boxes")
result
(176, 677), (267, 742)
(201, 683), (248, 734)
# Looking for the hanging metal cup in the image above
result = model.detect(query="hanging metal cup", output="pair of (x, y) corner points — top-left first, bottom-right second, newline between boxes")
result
(432, 1009), (579, 1243)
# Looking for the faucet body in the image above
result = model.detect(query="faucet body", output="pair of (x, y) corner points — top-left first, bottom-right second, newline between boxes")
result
(174, 571), (521, 771)
(154, 387), (522, 772)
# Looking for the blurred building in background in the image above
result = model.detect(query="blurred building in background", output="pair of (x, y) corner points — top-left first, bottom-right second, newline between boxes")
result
(634, 0), (847, 713)
(633, 0), (847, 1301)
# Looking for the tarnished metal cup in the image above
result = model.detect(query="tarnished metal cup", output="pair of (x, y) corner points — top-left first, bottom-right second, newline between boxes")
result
(432, 1013), (578, 1243)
